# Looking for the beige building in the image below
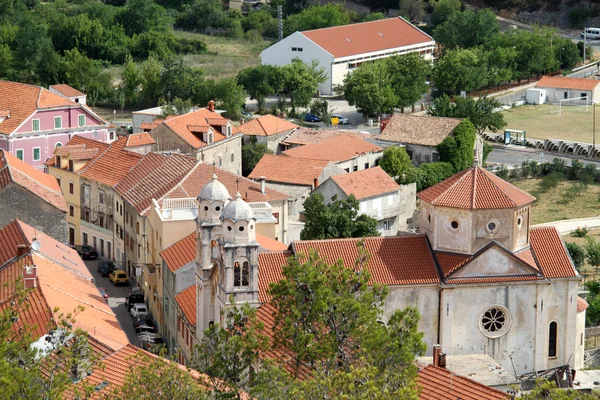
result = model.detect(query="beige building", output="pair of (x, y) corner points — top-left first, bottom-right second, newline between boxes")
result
(150, 102), (242, 175)
(238, 114), (298, 153)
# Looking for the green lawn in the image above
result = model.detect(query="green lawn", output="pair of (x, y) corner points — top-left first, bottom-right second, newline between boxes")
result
(513, 178), (600, 225)
(174, 31), (272, 79)
(500, 104), (596, 143)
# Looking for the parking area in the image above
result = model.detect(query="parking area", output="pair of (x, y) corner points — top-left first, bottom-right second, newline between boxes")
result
(82, 257), (139, 345)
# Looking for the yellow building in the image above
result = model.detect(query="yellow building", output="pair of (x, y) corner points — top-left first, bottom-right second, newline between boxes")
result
(46, 136), (109, 246)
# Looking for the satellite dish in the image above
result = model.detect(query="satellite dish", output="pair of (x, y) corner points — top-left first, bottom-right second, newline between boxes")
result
(30, 239), (41, 252)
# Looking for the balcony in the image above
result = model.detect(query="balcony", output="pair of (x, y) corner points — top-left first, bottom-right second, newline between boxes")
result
(159, 197), (198, 221)
(249, 202), (277, 224)
(144, 264), (157, 287)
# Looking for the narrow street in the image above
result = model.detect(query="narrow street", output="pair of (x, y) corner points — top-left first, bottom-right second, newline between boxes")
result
(83, 257), (139, 345)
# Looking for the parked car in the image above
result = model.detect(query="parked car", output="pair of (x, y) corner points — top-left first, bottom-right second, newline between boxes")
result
(138, 333), (166, 354)
(130, 303), (149, 319)
(98, 287), (108, 302)
(133, 317), (155, 334)
(97, 261), (116, 277)
(240, 108), (252, 118)
(109, 270), (129, 286)
(304, 113), (321, 123)
(126, 289), (145, 311)
(332, 114), (349, 125)
(73, 245), (98, 259)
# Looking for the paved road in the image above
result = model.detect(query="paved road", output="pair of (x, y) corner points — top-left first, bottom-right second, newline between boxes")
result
(534, 217), (600, 233)
(487, 144), (600, 167)
(83, 257), (139, 345)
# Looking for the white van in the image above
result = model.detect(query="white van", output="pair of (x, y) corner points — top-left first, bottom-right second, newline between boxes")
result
(581, 28), (600, 40)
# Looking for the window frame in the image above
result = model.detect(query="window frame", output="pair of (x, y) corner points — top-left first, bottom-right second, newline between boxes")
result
(54, 116), (62, 129)
(548, 321), (558, 358)
(69, 182), (74, 194)
(78, 114), (86, 127)
(32, 147), (41, 161)
(32, 119), (40, 132)
(15, 149), (24, 161)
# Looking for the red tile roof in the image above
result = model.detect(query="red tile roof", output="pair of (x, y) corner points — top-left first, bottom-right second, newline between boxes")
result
(238, 115), (298, 137)
(282, 134), (382, 162)
(418, 365), (510, 400)
(258, 251), (291, 302)
(329, 166), (399, 200)
(248, 154), (331, 186)
(0, 80), (78, 134)
(115, 153), (198, 215)
(530, 227), (577, 278)
(301, 17), (433, 59)
(281, 128), (367, 145)
(49, 84), (85, 98)
(175, 284), (197, 326)
(578, 296), (589, 312)
(79, 136), (143, 186)
(125, 132), (156, 147)
(292, 236), (440, 286)
(0, 149), (67, 211)
(379, 114), (462, 146)
(536, 75), (600, 91)
(161, 231), (197, 273)
(47, 136), (110, 169)
(156, 108), (234, 149)
(257, 234), (288, 252)
(418, 167), (536, 210)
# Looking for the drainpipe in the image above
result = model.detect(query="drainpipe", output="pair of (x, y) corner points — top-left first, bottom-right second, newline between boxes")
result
(437, 287), (443, 346)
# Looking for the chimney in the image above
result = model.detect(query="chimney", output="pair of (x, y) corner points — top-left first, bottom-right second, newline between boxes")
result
(432, 344), (441, 367)
(23, 264), (37, 289)
(208, 100), (215, 112)
(17, 244), (28, 257)
(438, 352), (447, 369)
(313, 177), (319, 189)
(259, 176), (266, 194)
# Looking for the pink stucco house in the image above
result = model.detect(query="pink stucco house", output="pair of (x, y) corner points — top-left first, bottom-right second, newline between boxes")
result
(0, 80), (116, 170)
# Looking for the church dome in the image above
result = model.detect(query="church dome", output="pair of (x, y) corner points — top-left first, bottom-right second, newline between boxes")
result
(198, 174), (230, 203)
(223, 192), (254, 222)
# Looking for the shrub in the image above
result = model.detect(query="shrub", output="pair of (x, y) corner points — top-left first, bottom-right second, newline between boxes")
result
(569, 159), (585, 180)
(482, 142), (493, 165)
(496, 164), (509, 180)
(173, 37), (207, 54)
(551, 157), (567, 174)
(537, 171), (563, 193)
(566, 242), (586, 270)
(508, 165), (522, 181)
(574, 227), (590, 237)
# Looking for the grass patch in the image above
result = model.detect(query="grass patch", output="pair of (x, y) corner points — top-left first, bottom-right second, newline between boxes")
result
(174, 31), (272, 79)
(499, 104), (595, 142)
(513, 178), (600, 225)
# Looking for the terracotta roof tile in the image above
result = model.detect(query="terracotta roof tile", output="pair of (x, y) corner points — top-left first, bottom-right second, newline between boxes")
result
(301, 17), (434, 59)
(49, 84), (85, 98)
(69, 148), (99, 161)
(530, 227), (577, 278)
(55, 144), (86, 156)
(379, 114), (462, 146)
(0, 80), (77, 134)
(79, 136), (143, 186)
(282, 128), (368, 145)
(329, 166), (399, 200)
(283, 134), (382, 162)
(291, 236), (440, 286)
(116, 153), (198, 215)
(257, 233), (288, 252)
(248, 154), (330, 186)
(258, 251), (291, 302)
(125, 132), (156, 147)
(175, 284), (196, 325)
(157, 108), (233, 149)
(418, 167), (536, 210)
(161, 231), (196, 273)
(578, 296), (589, 312)
(0, 149), (67, 211)
(418, 365), (510, 400)
(536, 75), (600, 91)
(48, 136), (110, 169)
(435, 252), (472, 277)
(238, 115), (298, 137)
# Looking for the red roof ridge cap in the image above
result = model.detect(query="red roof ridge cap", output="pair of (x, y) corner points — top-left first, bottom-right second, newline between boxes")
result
(471, 167), (478, 209)
(437, 168), (470, 204)
(153, 160), (201, 205)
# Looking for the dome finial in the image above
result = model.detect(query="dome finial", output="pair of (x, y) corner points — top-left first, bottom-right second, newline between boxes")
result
(212, 173), (218, 181)
(236, 192), (241, 199)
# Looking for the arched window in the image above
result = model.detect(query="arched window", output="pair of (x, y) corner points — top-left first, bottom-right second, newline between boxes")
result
(242, 262), (249, 286)
(233, 261), (249, 287)
(549, 322), (558, 358)
(234, 262), (241, 287)
(55, 142), (62, 148)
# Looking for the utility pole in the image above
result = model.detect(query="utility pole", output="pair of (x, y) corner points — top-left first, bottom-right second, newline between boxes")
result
(584, 27), (587, 63)
(278, 5), (283, 41)
(594, 102), (596, 153)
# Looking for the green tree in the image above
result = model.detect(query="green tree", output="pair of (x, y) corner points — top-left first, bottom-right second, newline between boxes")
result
(387, 53), (431, 111)
(430, 0), (461, 27)
(430, 95), (507, 134)
(399, 0), (425, 23)
(309, 98), (331, 123)
(161, 97), (192, 117)
(519, 378), (600, 399)
(120, 54), (142, 107)
(283, 4), (351, 37)
(585, 237), (600, 275)
(437, 119), (476, 172)
(214, 77), (247, 119)
(566, 242), (585, 270)
(433, 48), (489, 95)
(379, 146), (413, 179)
(281, 58), (325, 114)
(237, 65), (283, 113)
(301, 194), (379, 240)
(138, 56), (164, 107)
(117, 0), (172, 36)
(433, 9), (499, 49)
(241, 136), (273, 176)
(268, 246), (425, 396)
(343, 60), (397, 118)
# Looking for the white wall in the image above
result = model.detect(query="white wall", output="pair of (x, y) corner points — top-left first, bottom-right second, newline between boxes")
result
(261, 32), (335, 95)
(542, 87), (593, 104)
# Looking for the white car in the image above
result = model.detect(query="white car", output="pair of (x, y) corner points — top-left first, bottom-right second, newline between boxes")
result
(130, 303), (149, 319)
(332, 114), (349, 125)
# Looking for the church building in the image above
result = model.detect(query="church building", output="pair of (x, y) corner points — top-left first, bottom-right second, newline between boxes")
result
(189, 167), (586, 377)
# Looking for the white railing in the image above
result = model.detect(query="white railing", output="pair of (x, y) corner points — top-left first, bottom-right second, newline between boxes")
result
(249, 202), (277, 223)
(163, 197), (197, 210)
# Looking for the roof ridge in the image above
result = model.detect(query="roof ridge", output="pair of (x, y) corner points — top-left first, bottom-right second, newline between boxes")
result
(481, 167), (518, 208)
(471, 167), (477, 209)
(155, 160), (202, 203)
(301, 16), (401, 34)
(35, 86), (42, 109)
(76, 137), (116, 175)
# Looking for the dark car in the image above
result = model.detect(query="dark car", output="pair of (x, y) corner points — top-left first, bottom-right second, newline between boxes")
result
(240, 108), (252, 118)
(126, 289), (145, 311)
(133, 317), (155, 334)
(304, 113), (321, 123)
(97, 261), (116, 277)
(74, 245), (98, 259)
